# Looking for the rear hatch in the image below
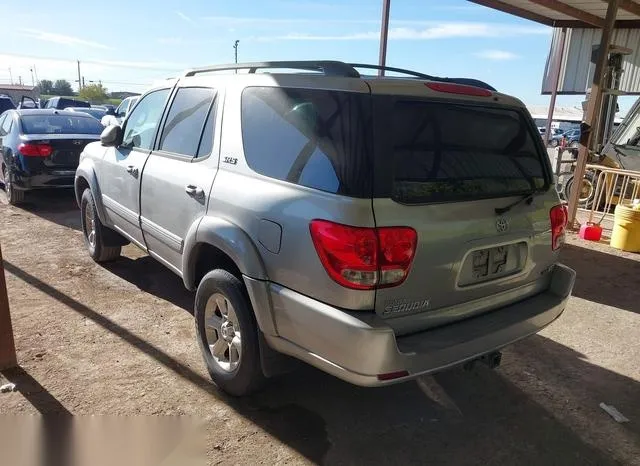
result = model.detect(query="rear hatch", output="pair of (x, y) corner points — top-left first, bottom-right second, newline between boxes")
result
(367, 80), (560, 335)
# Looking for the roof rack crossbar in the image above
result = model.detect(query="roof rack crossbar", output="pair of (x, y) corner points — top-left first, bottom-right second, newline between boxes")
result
(348, 63), (496, 92)
(184, 61), (360, 78)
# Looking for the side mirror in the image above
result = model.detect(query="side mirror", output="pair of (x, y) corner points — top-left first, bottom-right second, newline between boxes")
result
(100, 125), (123, 147)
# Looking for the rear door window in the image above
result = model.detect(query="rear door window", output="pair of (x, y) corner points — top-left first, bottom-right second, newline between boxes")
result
(241, 87), (372, 197)
(381, 100), (548, 203)
(158, 87), (216, 157)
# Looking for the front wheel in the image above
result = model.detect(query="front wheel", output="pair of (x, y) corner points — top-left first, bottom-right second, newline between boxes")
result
(80, 188), (121, 262)
(195, 269), (264, 396)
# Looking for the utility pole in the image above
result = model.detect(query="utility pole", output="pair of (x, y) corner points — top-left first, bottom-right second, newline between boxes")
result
(18, 76), (22, 86)
(8, 68), (12, 84)
(82, 77), (86, 88)
(33, 64), (39, 86)
(233, 40), (239, 73)
(30, 68), (35, 87)
(77, 60), (82, 90)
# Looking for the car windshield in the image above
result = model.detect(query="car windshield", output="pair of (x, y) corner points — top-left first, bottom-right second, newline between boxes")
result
(21, 114), (104, 134)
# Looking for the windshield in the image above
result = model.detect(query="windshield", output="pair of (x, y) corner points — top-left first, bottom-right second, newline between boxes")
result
(385, 101), (548, 204)
(21, 115), (104, 135)
(615, 112), (640, 148)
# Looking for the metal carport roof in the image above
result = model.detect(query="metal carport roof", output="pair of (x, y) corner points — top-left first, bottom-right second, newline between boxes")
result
(468, 0), (640, 28)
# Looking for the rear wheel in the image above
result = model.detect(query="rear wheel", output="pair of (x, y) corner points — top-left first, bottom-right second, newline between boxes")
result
(2, 166), (25, 205)
(549, 138), (559, 148)
(195, 269), (264, 396)
(80, 188), (121, 262)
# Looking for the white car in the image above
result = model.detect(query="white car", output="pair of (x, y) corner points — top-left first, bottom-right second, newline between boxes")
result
(101, 96), (138, 127)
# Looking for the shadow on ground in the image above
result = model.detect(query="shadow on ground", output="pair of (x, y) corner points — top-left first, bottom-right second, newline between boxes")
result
(20, 189), (80, 231)
(560, 243), (640, 313)
(102, 255), (194, 314)
(6, 258), (638, 465)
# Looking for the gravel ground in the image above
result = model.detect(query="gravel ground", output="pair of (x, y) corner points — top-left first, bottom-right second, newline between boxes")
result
(0, 190), (638, 465)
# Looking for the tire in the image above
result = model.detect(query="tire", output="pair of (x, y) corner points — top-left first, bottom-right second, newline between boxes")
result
(195, 269), (264, 396)
(80, 188), (121, 262)
(563, 172), (596, 209)
(570, 141), (579, 148)
(2, 165), (25, 205)
(550, 139), (559, 148)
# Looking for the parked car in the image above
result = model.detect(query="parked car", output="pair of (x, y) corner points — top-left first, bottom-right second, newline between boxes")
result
(43, 97), (91, 110)
(65, 106), (108, 120)
(548, 128), (565, 148)
(563, 128), (581, 147)
(75, 60), (575, 396)
(0, 95), (16, 114)
(101, 96), (138, 127)
(0, 109), (103, 204)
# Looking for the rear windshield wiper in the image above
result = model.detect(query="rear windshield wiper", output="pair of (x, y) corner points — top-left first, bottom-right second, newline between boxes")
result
(495, 191), (540, 215)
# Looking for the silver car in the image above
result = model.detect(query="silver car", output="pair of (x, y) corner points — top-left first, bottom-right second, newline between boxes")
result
(75, 61), (575, 396)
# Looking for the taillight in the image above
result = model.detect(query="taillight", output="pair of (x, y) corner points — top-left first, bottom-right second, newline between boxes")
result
(550, 204), (568, 251)
(18, 143), (52, 157)
(309, 220), (417, 290)
(425, 82), (492, 97)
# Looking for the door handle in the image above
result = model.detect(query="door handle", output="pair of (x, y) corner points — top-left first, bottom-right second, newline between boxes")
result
(185, 184), (205, 199)
(126, 165), (139, 177)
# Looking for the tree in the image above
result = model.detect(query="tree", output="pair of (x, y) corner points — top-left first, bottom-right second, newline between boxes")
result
(52, 79), (74, 96)
(78, 84), (109, 103)
(39, 79), (54, 94)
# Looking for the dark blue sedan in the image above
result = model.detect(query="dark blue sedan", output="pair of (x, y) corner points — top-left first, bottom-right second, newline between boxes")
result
(0, 109), (103, 205)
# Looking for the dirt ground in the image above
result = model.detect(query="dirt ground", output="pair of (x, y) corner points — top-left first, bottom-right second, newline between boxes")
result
(0, 190), (639, 465)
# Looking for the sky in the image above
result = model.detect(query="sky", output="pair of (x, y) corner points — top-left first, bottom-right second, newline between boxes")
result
(0, 0), (634, 113)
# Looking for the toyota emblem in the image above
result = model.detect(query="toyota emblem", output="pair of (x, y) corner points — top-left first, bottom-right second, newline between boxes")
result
(496, 217), (509, 233)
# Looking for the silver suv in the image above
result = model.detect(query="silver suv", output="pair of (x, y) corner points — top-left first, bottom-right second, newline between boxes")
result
(75, 61), (576, 396)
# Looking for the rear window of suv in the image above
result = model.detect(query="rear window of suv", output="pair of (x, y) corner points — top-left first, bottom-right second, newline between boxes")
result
(241, 87), (372, 198)
(382, 100), (549, 204)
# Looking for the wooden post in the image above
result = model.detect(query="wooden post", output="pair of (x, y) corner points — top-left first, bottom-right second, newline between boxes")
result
(567, 0), (619, 226)
(0, 244), (17, 370)
(544, 27), (567, 146)
(378, 0), (391, 76)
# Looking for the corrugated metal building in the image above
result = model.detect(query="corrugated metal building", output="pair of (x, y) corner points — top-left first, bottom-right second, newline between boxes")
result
(542, 28), (640, 95)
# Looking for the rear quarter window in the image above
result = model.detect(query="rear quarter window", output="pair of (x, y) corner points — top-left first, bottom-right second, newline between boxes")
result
(240, 87), (372, 198)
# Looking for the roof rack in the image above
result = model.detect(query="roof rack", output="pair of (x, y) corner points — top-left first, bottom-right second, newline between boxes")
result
(349, 63), (496, 91)
(182, 60), (496, 91)
(183, 61), (361, 78)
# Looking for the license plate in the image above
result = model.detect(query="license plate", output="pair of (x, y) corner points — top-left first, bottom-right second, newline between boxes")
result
(472, 246), (508, 280)
(52, 151), (79, 165)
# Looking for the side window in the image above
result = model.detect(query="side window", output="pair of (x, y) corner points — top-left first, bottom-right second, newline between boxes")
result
(0, 114), (12, 135)
(158, 87), (216, 157)
(240, 87), (372, 197)
(115, 99), (128, 117)
(197, 102), (217, 158)
(121, 89), (170, 150)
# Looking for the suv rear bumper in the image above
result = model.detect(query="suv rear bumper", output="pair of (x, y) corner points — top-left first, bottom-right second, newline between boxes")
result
(259, 263), (575, 386)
